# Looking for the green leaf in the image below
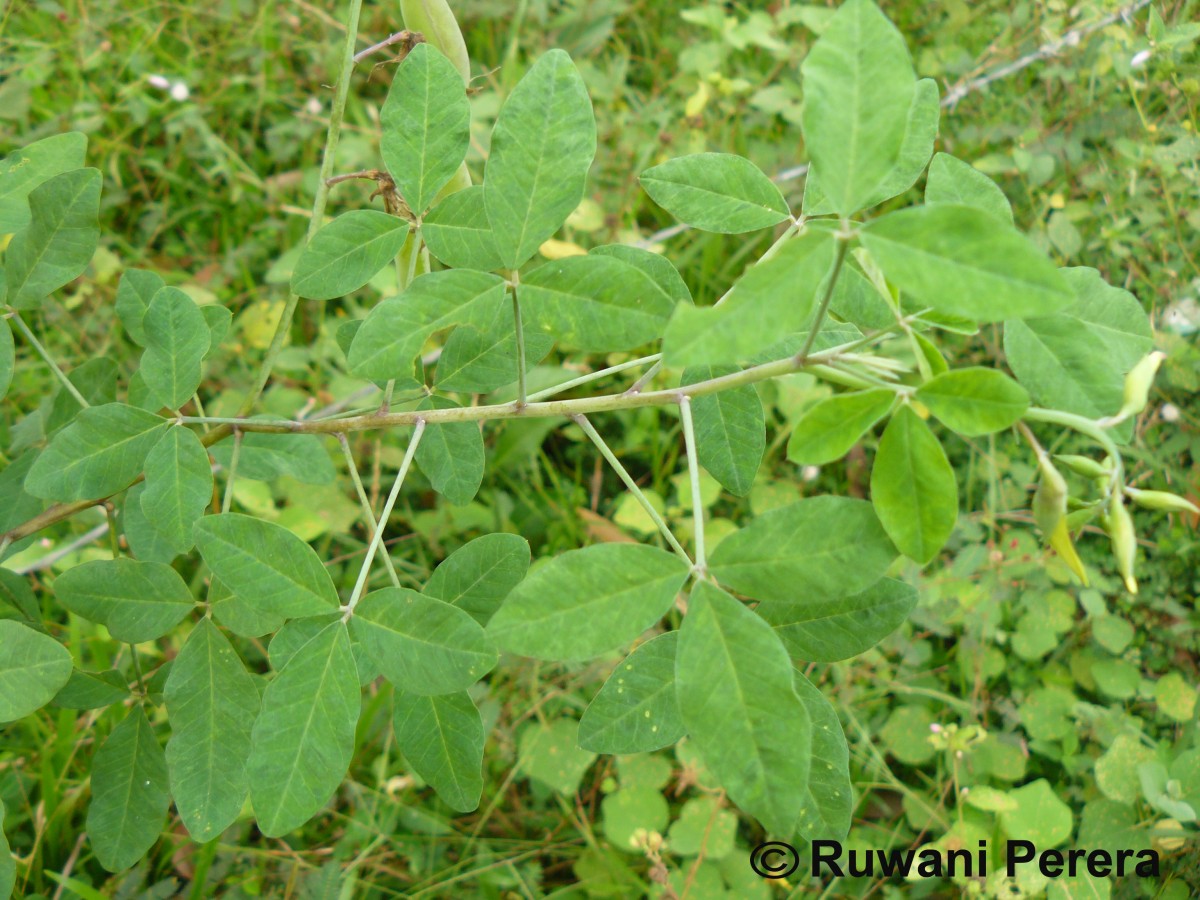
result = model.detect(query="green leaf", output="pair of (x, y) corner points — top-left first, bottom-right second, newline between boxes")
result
(519, 254), (676, 352)
(348, 270), (505, 382)
(0, 567), (41, 622)
(0, 132), (88, 233)
(804, 78), (939, 215)
(436, 296), (555, 393)
(1003, 267), (1154, 424)
(793, 671), (852, 841)
(210, 577), (286, 638)
(786, 388), (894, 466)
(487, 544), (689, 661)
(591, 244), (693, 305)
(423, 186), (504, 272)
(193, 513), (340, 618)
(799, 0), (916, 215)
(0, 798), (13, 900)
(925, 152), (1013, 224)
(247, 620), (359, 837)
(114, 269), (165, 346)
(639, 153), (789, 233)
(518, 718), (597, 795)
(708, 496), (896, 602)
(682, 365), (764, 497)
(86, 706), (171, 872)
(290, 210), (411, 301)
(392, 689), (485, 812)
(757, 577), (916, 662)
(350, 588), (497, 694)
(51, 669), (129, 710)
(915, 368), (1028, 436)
(381, 43), (470, 216)
(140, 426), (213, 556)
(5, 167), (102, 309)
(123, 483), (183, 565)
(139, 287), (210, 410)
(579, 631), (686, 754)
(268, 614), (341, 672)
(0, 620), (73, 722)
(860, 205), (1072, 322)
(165, 619), (260, 841)
(24, 403), (168, 501)
(870, 405), (957, 564)
(998, 779), (1074, 849)
(414, 396), (485, 505)
(662, 225), (835, 366)
(484, 49), (596, 269)
(676, 581), (810, 836)
(0, 451), (43, 539)
(52, 558), (194, 643)
(208, 429), (335, 485)
(0, 318), (12, 402)
(423, 532), (530, 626)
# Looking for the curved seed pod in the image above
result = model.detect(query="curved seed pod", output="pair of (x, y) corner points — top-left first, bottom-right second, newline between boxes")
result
(400, 0), (470, 85)
(1106, 494), (1138, 594)
(1054, 454), (1111, 480)
(1124, 486), (1200, 516)
(1116, 350), (1166, 421)
(1032, 454), (1087, 585)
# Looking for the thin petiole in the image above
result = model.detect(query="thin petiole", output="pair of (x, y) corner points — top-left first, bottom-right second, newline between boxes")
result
(531, 354), (662, 402)
(221, 429), (243, 515)
(678, 395), (706, 574)
(343, 419), (426, 618)
(336, 433), (401, 588)
(7, 310), (90, 408)
(572, 414), (691, 565)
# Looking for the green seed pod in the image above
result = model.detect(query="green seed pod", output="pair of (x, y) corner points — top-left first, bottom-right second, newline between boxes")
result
(1054, 454), (1111, 480)
(1124, 486), (1200, 515)
(401, 0), (470, 85)
(1031, 453), (1088, 583)
(1116, 350), (1165, 421)
(1032, 454), (1068, 537)
(1106, 494), (1138, 594)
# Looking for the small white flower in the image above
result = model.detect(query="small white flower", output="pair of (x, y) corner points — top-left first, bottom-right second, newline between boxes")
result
(1131, 49), (1152, 69)
(146, 74), (170, 90)
(170, 81), (190, 101)
(1162, 403), (1180, 423)
(929, 723), (942, 733)
(801, 465), (820, 482)
(305, 97), (322, 115)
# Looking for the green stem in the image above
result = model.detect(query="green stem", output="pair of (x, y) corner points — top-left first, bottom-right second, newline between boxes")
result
(6, 309), (90, 408)
(221, 429), (243, 514)
(511, 284), (527, 408)
(527, 354), (661, 402)
(678, 395), (706, 573)
(343, 419), (426, 618)
(797, 232), (850, 362)
(404, 225), (422, 289)
(572, 414), (691, 565)
(1023, 406), (1124, 489)
(236, 0), (365, 417)
(130, 644), (146, 695)
(336, 433), (401, 588)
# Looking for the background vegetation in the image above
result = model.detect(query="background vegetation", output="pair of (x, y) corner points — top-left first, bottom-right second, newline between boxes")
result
(0, 0), (1197, 896)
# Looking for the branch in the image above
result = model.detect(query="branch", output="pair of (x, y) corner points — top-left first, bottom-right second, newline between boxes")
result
(1, 333), (912, 547)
